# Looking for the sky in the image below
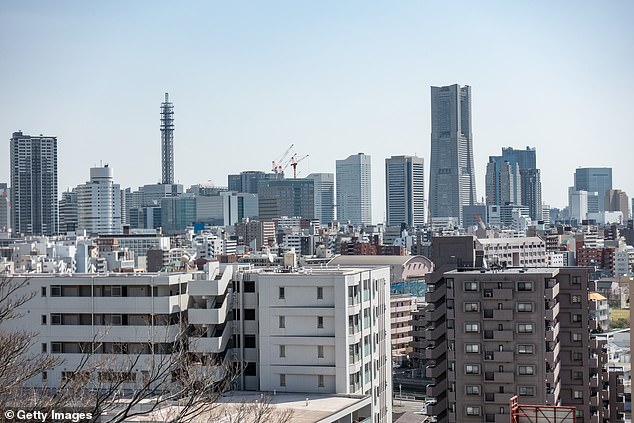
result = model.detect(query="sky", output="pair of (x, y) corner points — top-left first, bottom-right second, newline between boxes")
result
(1, 1), (633, 223)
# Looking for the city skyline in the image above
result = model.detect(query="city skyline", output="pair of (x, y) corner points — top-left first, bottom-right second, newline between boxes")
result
(1, 2), (634, 223)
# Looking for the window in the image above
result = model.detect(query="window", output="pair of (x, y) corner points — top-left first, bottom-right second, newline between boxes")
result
(466, 406), (481, 416)
(279, 287), (285, 299)
(572, 314), (582, 322)
(244, 281), (256, 293)
(41, 315), (47, 325)
(571, 295), (581, 303)
(518, 344), (534, 354)
(42, 371), (48, 381)
(572, 352), (583, 361)
(464, 282), (478, 291)
(279, 345), (286, 358)
(517, 303), (533, 312)
(111, 286), (122, 297)
(51, 285), (61, 297)
(111, 314), (122, 326)
(518, 365), (535, 375)
(572, 333), (582, 342)
(572, 276), (581, 285)
(466, 364), (480, 374)
(464, 302), (479, 312)
(317, 316), (324, 329)
(519, 386), (535, 396)
(483, 289), (493, 298)
(318, 374), (325, 388)
(51, 342), (62, 353)
(41, 287), (47, 297)
(279, 374), (286, 387)
(244, 335), (256, 348)
(42, 343), (47, 353)
(573, 390), (583, 399)
(446, 278), (453, 288)
(279, 316), (285, 328)
(466, 343), (480, 353)
(244, 362), (256, 376)
(317, 287), (323, 299)
(518, 323), (534, 333)
(573, 371), (583, 380)
(466, 385), (481, 395)
(465, 323), (480, 333)
(317, 345), (324, 358)
(244, 309), (256, 320)
(517, 281), (533, 291)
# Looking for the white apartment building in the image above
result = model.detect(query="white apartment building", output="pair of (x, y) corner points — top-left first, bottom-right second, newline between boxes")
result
(76, 166), (122, 236)
(477, 236), (547, 268)
(234, 266), (393, 423)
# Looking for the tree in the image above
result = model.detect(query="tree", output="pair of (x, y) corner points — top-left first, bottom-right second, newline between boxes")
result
(0, 273), (293, 423)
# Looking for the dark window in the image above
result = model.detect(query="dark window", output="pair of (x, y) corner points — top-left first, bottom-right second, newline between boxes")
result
(41, 287), (47, 297)
(244, 335), (256, 348)
(244, 281), (255, 293)
(244, 309), (256, 320)
(244, 362), (256, 376)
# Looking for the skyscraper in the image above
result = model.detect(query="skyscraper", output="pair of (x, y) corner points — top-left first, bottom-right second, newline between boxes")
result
(429, 84), (476, 226)
(574, 168), (612, 213)
(76, 166), (122, 235)
(306, 173), (335, 224)
(385, 155), (425, 227)
(336, 153), (372, 226)
(10, 131), (58, 236)
(160, 93), (175, 185)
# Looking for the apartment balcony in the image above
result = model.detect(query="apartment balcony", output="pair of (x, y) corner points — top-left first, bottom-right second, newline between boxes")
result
(492, 288), (513, 300)
(425, 323), (447, 341)
(589, 319), (599, 331)
(392, 304), (416, 314)
(494, 392), (513, 404)
(485, 329), (514, 341)
(546, 360), (561, 385)
(589, 355), (599, 369)
(426, 383), (444, 398)
(425, 363), (444, 379)
(425, 305), (446, 322)
(425, 397), (447, 417)
(590, 394), (599, 407)
(590, 374), (599, 388)
(545, 322), (560, 342)
(189, 353), (231, 383)
(55, 294), (189, 315)
(425, 341), (446, 360)
(391, 324), (412, 335)
(545, 302), (560, 321)
(188, 295), (230, 326)
(187, 267), (232, 297)
(189, 324), (231, 354)
(425, 288), (445, 304)
(545, 383), (561, 404)
(391, 315), (412, 325)
(484, 351), (514, 362)
(545, 282), (560, 299)
(494, 371), (515, 384)
(590, 414), (600, 423)
(492, 309), (514, 320)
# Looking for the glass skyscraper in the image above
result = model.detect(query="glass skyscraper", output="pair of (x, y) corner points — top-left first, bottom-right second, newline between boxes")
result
(336, 153), (372, 226)
(385, 155), (425, 227)
(574, 168), (613, 213)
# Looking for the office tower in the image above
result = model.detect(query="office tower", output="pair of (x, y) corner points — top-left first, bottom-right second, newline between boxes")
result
(257, 178), (314, 221)
(429, 84), (476, 226)
(336, 153), (372, 226)
(10, 131), (58, 236)
(306, 173), (335, 225)
(385, 155), (425, 227)
(160, 93), (175, 185)
(58, 189), (78, 234)
(574, 168), (612, 213)
(228, 171), (280, 194)
(76, 166), (122, 235)
(420, 266), (620, 422)
(160, 195), (196, 234)
(485, 147), (542, 222)
(568, 187), (590, 223)
(0, 183), (9, 232)
(605, 189), (629, 219)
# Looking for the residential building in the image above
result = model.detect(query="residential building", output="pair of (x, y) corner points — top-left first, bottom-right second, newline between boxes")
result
(385, 155), (425, 227)
(429, 84), (476, 226)
(10, 131), (58, 236)
(59, 189), (78, 234)
(0, 183), (9, 232)
(76, 166), (122, 236)
(574, 168), (612, 213)
(234, 220), (276, 251)
(306, 173), (335, 225)
(336, 153), (372, 226)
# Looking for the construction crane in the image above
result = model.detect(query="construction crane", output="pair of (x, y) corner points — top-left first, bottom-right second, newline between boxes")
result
(272, 144), (294, 174)
(290, 154), (309, 178)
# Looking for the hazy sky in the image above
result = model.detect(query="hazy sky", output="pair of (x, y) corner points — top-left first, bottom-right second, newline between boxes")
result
(2, 1), (633, 223)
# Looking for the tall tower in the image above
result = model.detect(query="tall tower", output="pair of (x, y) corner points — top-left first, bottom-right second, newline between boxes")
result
(336, 153), (372, 226)
(574, 167), (612, 213)
(385, 155), (425, 227)
(160, 93), (175, 185)
(10, 131), (58, 236)
(76, 166), (122, 235)
(428, 84), (476, 226)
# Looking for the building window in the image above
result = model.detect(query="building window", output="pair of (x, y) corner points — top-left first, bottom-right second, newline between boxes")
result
(244, 335), (256, 348)
(466, 385), (481, 395)
(518, 323), (534, 333)
(317, 316), (324, 329)
(466, 406), (481, 416)
(464, 302), (479, 312)
(483, 289), (493, 298)
(279, 287), (285, 299)
(51, 285), (61, 297)
(42, 371), (48, 381)
(244, 309), (256, 320)
(244, 362), (256, 376)
(51, 342), (62, 353)
(42, 343), (47, 353)
(317, 287), (323, 299)
(572, 333), (582, 342)
(519, 386), (536, 396)
(572, 352), (583, 361)
(517, 303), (533, 312)
(41, 287), (47, 297)
(464, 282), (478, 292)
(518, 344), (534, 354)
(279, 374), (286, 387)
(571, 295), (581, 303)
(572, 314), (582, 322)
(518, 365), (535, 375)
(573, 390), (583, 399)
(244, 281), (256, 293)
(466, 343), (480, 353)
(573, 371), (583, 380)
(466, 364), (480, 375)
(279, 345), (286, 358)
(572, 276), (581, 285)
(41, 315), (47, 325)
(517, 281), (533, 291)
(279, 316), (285, 328)
(465, 323), (480, 333)
(318, 345), (324, 358)
(318, 374), (325, 388)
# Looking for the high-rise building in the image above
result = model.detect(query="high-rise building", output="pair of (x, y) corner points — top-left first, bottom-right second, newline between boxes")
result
(0, 183), (9, 232)
(58, 189), (78, 234)
(10, 131), (58, 236)
(385, 155), (425, 227)
(429, 84), (476, 226)
(228, 171), (280, 194)
(336, 153), (372, 226)
(485, 147), (542, 222)
(257, 178), (315, 221)
(574, 168), (612, 213)
(160, 93), (175, 185)
(605, 189), (629, 219)
(306, 173), (335, 225)
(76, 166), (122, 236)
